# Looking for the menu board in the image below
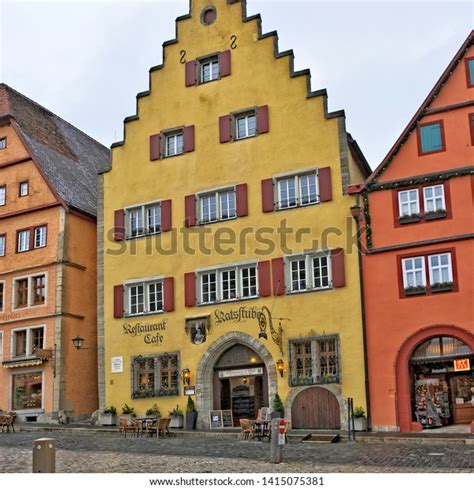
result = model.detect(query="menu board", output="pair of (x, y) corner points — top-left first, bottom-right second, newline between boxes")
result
(209, 410), (223, 429)
(222, 410), (233, 427)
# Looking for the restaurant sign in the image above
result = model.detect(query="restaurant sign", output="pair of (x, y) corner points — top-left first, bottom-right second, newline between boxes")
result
(453, 358), (470, 372)
(122, 319), (168, 345)
(218, 367), (263, 378)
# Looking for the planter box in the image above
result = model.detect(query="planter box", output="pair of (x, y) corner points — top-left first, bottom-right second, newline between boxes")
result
(169, 414), (184, 428)
(431, 283), (453, 293)
(404, 287), (427, 296)
(99, 413), (117, 426)
(185, 412), (198, 430)
(424, 210), (447, 220)
(353, 416), (367, 431)
(399, 214), (421, 224)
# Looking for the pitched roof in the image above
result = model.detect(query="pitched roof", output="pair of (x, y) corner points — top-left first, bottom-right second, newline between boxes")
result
(0, 83), (110, 217)
(367, 30), (474, 185)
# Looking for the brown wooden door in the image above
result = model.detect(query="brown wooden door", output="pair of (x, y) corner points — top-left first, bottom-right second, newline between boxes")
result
(291, 387), (341, 429)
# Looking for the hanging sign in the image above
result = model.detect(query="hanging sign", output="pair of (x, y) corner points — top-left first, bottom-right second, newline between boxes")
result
(453, 358), (470, 372)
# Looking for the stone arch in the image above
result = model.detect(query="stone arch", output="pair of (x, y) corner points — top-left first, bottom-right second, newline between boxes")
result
(395, 324), (474, 432)
(285, 384), (348, 428)
(195, 331), (278, 429)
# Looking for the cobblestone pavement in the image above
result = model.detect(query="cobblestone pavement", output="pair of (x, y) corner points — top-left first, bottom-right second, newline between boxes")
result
(0, 431), (473, 473)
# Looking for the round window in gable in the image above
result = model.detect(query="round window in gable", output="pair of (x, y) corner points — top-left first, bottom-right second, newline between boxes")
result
(201, 6), (217, 26)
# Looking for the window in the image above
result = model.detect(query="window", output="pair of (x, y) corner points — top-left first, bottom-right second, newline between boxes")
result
(0, 282), (4, 312)
(34, 226), (47, 248)
(126, 280), (163, 316)
(287, 253), (332, 293)
(423, 185), (445, 213)
(131, 353), (179, 398)
(17, 230), (30, 252)
(126, 202), (161, 238)
(200, 56), (219, 83)
(19, 181), (29, 197)
(0, 138), (6, 150)
(0, 331), (3, 362)
(402, 257), (426, 289)
(398, 189), (420, 217)
(235, 112), (256, 139)
(428, 253), (453, 286)
(12, 372), (43, 410)
(13, 274), (47, 308)
(466, 58), (474, 87)
(419, 122), (444, 154)
(165, 131), (184, 157)
(12, 326), (45, 358)
(290, 336), (339, 386)
(0, 235), (5, 256)
(277, 172), (319, 210)
(198, 264), (258, 304)
(0, 186), (5, 206)
(199, 189), (236, 223)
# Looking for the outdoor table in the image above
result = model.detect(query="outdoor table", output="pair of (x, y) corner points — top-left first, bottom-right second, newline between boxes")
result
(136, 417), (157, 436)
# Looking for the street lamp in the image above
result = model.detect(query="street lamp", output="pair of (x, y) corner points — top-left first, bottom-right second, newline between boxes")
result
(72, 336), (97, 350)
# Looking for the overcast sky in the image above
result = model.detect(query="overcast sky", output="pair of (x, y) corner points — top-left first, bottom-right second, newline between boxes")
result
(1, 0), (472, 168)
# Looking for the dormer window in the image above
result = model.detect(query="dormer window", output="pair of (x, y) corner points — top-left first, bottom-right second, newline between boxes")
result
(0, 138), (6, 150)
(19, 181), (29, 197)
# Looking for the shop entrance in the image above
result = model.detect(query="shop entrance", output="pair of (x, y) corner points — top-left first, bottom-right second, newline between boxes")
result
(410, 336), (473, 428)
(213, 344), (269, 426)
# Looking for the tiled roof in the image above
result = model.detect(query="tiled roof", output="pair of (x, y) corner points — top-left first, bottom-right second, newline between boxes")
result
(0, 83), (109, 217)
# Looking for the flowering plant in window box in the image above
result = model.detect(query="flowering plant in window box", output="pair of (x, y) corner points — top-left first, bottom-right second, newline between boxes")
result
(399, 213), (422, 224)
(424, 209), (447, 220)
(290, 375), (314, 387)
(404, 285), (427, 296)
(318, 374), (339, 384)
(431, 281), (454, 292)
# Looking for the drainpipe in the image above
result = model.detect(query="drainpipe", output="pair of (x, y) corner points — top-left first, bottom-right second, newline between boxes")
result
(350, 193), (372, 431)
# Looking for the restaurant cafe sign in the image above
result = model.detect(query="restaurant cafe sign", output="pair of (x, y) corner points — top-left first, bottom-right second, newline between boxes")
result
(122, 319), (168, 345)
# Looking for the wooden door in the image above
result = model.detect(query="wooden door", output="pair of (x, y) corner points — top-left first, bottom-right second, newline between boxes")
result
(291, 387), (341, 429)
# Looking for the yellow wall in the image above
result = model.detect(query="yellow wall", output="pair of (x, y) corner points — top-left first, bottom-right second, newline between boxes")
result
(103, 0), (366, 419)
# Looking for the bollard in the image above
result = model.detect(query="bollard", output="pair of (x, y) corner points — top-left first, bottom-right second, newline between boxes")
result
(33, 438), (56, 473)
(270, 418), (285, 464)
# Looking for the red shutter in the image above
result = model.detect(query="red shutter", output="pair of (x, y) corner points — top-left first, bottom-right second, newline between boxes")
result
(219, 115), (231, 143)
(319, 167), (333, 202)
(113, 210), (125, 241)
(261, 179), (274, 212)
(184, 125), (195, 153)
(161, 199), (172, 232)
(258, 261), (271, 297)
(220, 50), (231, 77)
(184, 272), (196, 307)
(272, 257), (285, 296)
(113, 285), (124, 318)
(185, 194), (196, 227)
(185, 60), (197, 86)
(150, 134), (161, 161)
(163, 277), (175, 312)
(236, 183), (248, 217)
(257, 105), (269, 134)
(331, 248), (345, 288)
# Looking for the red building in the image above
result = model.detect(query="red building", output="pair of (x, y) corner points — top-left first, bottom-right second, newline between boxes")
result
(357, 31), (474, 432)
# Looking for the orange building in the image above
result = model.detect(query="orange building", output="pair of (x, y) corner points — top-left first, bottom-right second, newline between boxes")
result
(0, 85), (109, 422)
(356, 32), (474, 432)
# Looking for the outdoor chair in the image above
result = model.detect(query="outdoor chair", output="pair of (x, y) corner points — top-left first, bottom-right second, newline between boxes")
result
(0, 415), (15, 433)
(239, 418), (255, 440)
(119, 417), (141, 438)
(144, 419), (158, 437)
(156, 417), (172, 438)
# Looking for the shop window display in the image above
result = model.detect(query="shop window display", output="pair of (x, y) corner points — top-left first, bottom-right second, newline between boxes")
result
(12, 372), (42, 410)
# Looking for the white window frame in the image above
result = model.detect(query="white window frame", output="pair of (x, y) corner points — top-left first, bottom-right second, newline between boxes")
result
(423, 185), (446, 213)
(19, 181), (29, 197)
(0, 280), (4, 312)
(286, 252), (332, 293)
(0, 234), (5, 256)
(0, 185), (5, 206)
(197, 262), (259, 305)
(17, 229), (30, 252)
(165, 131), (184, 157)
(398, 189), (420, 217)
(200, 57), (220, 83)
(401, 256), (426, 289)
(428, 253), (453, 285)
(10, 324), (46, 359)
(276, 170), (320, 210)
(12, 272), (48, 310)
(235, 112), (257, 140)
(124, 277), (164, 317)
(198, 187), (236, 224)
(34, 226), (47, 249)
(125, 201), (162, 239)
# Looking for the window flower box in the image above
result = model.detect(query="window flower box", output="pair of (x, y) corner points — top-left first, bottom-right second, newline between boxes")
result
(404, 285), (427, 296)
(424, 209), (447, 220)
(431, 281), (454, 293)
(399, 213), (422, 224)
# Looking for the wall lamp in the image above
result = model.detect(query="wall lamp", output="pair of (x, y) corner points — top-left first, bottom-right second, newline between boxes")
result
(276, 359), (285, 377)
(181, 368), (191, 386)
(72, 335), (97, 351)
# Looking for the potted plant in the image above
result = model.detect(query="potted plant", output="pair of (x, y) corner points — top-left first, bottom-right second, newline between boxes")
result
(145, 403), (160, 418)
(399, 213), (422, 224)
(271, 393), (285, 419)
(121, 403), (136, 423)
(185, 396), (198, 430)
(353, 406), (367, 431)
(424, 209), (447, 220)
(99, 406), (117, 426)
(431, 281), (454, 293)
(169, 404), (184, 428)
(404, 285), (427, 296)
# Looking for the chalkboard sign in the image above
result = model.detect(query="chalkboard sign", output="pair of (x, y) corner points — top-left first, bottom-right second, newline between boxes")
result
(209, 410), (223, 429)
(222, 409), (233, 428)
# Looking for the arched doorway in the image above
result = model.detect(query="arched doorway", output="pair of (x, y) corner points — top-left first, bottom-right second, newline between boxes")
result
(195, 332), (278, 429)
(291, 387), (341, 429)
(395, 325), (474, 432)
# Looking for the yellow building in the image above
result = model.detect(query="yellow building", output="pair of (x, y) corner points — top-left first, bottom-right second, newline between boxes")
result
(99, 0), (370, 429)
